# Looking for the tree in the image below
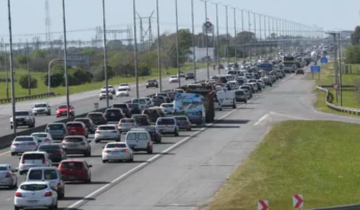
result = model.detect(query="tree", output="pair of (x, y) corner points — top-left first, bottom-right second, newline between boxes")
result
(345, 45), (360, 64)
(236, 31), (256, 43)
(351, 26), (360, 45)
(19, 75), (38, 89)
(43, 73), (64, 87)
(15, 55), (27, 68)
(31, 49), (47, 59)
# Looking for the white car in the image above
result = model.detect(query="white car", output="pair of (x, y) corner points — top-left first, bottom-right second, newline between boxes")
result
(155, 117), (179, 136)
(169, 75), (179, 83)
(32, 102), (51, 116)
(125, 128), (153, 154)
(118, 83), (130, 91)
(14, 181), (58, 210)
(116, 87), (129, 97)
(99, 90), (113, 100)
(102, 142), (134, 163)
(160, 103), (174, 115)
(30, 132), (53, 144)
(94, 125), (121, 143)
(100, 85), (115, 94)
(11, 136), (39, 156)
(18, 151), (52, 175)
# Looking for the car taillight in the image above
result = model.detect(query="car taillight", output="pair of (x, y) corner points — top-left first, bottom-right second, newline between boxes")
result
(103, 150), (110, 153)
(44, 138), (50, 142)
(61, 142), (66, 145)
(44, 191), (52, 197)
(95, 131), (101, 133)
(118, 124), (122, 126)
(57, 183), (61, 189)
(12, 143), (19, 146)
(15, 192), (22, 197)
(5, 173), (11, 177)
(22, 158), (25, 164)
(42, 156), (45, 164)
(111, 131), (118, 133)
(123, 149), (129, 153)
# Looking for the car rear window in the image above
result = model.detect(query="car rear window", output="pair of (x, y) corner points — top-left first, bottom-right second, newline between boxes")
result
(120, 119), (135, 123)
(98, 126), (116, 131)
(113, 104), (127, 109)
(128, 104), (139, 108)
(106, 144), (126, 148)
(61, 162), (84, 168)
(58, 105), (67, 109)
(126, 133), (148, 140)
(236, 91), (244, 95)
(88, 114), (104, 119)
(64, 138), (83, 142)
(23, 154), (44, 160)
(28, 170), (42, 180)
(66, 123), (82, 127)
(44, 169), (58, 180)
(75, 119), (90, 124)
(106, 110), (121, 114)
(34, 104), (47, 108)
(175, 117), (187, 121)
(39, 145), (61, 150)
(15, 137), (34, 142)
(47, 124), (65, 130)
(32, 134), (47, 138)
(157, 118), (175, 125)
(0, 167), (7, 171)
(20, 184), (47, 191)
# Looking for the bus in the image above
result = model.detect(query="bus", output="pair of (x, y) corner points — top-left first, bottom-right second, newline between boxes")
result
(283, 56), (296, 73)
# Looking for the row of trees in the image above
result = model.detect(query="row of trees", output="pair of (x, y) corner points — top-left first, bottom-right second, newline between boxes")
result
(346, 26), (360, 64)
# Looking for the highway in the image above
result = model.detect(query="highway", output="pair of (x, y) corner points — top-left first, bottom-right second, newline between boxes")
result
(0, 67), (217, 136)
(0, 70), (295, 210)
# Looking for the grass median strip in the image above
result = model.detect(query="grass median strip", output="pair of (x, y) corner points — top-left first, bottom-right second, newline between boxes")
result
(208, 120), (360, 210)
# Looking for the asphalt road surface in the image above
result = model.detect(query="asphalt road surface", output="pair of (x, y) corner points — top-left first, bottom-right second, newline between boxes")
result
(0, 66), (219, 136)
(0, 71), (291, 210)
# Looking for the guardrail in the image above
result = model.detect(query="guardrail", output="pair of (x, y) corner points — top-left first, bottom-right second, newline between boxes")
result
(316, 86), (360, 115)
(0, 92), (56, 104)
(308, 204), (360, 210)
(0, 81), (205, 150)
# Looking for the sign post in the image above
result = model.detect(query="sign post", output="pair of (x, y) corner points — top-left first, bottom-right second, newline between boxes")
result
(257, 200), (268, 210)
(310, 65), (321, 79)
(293, 194), (303, 209)
(333, 84), (339, 91)
(320, 57), (328, 64)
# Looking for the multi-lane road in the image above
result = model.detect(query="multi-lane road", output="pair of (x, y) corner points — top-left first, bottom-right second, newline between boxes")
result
(1, 65), (359, 210)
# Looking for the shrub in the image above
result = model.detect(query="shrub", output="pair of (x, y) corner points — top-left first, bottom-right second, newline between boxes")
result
(19, 75), (38, 89)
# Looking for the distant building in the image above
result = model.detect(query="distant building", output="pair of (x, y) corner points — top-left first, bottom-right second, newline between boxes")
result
(340, 30), (353, 39)
(187, 47), (215, 62)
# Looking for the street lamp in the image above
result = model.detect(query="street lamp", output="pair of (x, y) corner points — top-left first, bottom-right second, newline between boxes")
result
(175, 0), (181, 87)
(223, 5), (229, 66)
(61, 0), (70, 119)
(47, 58), (61, 93)
(7, 0), (16, 134)
(102, 0), (110, 108)
(156, 0), (162, 91)
(133, 0), (139, 98)
(201, 0), (210, 80)
(191, 0), (197, 82)
(212, 2), (220, 74)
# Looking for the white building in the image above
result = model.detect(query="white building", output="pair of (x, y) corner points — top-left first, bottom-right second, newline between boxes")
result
(187, 47), (215, 61)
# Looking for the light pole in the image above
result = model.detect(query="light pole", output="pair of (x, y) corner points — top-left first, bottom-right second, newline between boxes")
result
(191, 0), (197, 82)
(156, 0), (162, 91)
(61, 0), (70, 119)
(102, 0), (109, 108)
(247, 10), (251, 61)
(201, 0), (210, 80)
(212, 2), (220, 74)
(5, 45), (9, 98)
(48, 58), (61, 93)
(26, 41), (31, 96)
(253, 12), (257, 60)
(232, 7), (237, 64)
(224, 5), (229, 66)
(175, 0), (181, 87)
(241, 9), (244, 61)
(7, 0), (16, 134)
(133, 0), (139, 98)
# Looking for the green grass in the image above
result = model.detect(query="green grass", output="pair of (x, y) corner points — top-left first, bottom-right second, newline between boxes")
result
(208, 120), (360, 210)
(0, 62), (208, 99)
(310, 63), (360, 117)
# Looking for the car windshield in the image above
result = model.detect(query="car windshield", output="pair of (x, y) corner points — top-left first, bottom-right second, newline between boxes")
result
(103, 86), (113, 89)
(20, 184), (48, 191)
(128, 104), (139, 108)
(47, 124), (64, 130)
(0, 167), (7, 171)
(98, 126), (116, 131)
(148, 80), (156, 82)
(171, 75), (177, 78)
(58, 105), (67, 109)
(126, 133), (148, 140)
(34, 104), (47, 108)
(32, 134), (47, 138)
(157, 118), (175, 125)
(64, 138), (83, 142)
(118, 88), (127, 91)
(106, 143), (126, 148)
(61, 162), (84, 168)
(15, 137), (33, 142)
(39, 145), (61, 151)
(119, 84), (128, 86)
(113, 104), (127, 109)
(15, 111), (28, 116)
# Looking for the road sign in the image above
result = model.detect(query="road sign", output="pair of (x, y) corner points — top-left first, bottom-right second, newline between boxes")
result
(333, 84), (339, 90)
(65, 54), (90, 67)
(320, 57), (328, 63)
(202, 20), (214, 34)
(310, 65), (321, 73)
(293, 194), (303, 208)
(258, 200), (268, 210)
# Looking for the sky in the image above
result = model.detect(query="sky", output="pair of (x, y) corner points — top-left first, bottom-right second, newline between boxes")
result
(0, 0), (359, 45)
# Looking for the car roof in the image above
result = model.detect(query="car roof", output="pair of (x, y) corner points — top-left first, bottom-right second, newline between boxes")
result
(16, 110), (30, 112)
(98, 124), (116, 127)
(33, 102), (48, 105)
(16, 135), (33, 138)
(0, 164), (10, 167)
(158, 117), (175, 120)
(87, 112), (103, 115)
(23, 151), (48, 155)
(31, 132), (49, 135)
(20, 181), (50, 185)
(28, 167), (59, 171)
(47, 123), (65, 125)
(65, 135), (85, 138)
(106, 142), (126, 145)
(60, 159), (86, 163)
(39, 143), (62, 146)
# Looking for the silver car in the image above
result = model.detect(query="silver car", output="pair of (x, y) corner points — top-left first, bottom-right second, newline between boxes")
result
(155, 117), (179, 136)
(31, 132), (53, 144)
(118, 118), (138, 133)
(61, 136), (91, 157)
(45, 123), (67, 141)
(174, 115), (192, 131)
(94, 125), (121, 143)
(32, 102), (51, 116)
(0, 164), (17, 189)
(11, 136), (39, 156)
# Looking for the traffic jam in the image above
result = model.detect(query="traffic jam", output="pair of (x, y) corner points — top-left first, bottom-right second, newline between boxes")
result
(6, 58), (306, 210)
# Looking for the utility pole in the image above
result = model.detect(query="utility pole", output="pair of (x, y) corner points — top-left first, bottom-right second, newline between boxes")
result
(241, 9), (244, 61)
(191, 0), (197, 82)
(201, 0), (210, 80)
(213, 2), (220, 74)
(26, 40), (31, 96)
(259, 14), (262, 58)
(102, 0), (109, 108)
(338, 33), (343, 106)
(247, 10), (251, 61)
(8, 0), (16, 134)
(175, 0), (181, 87)
(61, 0), (70, 119)
(225, 5), (229, 66)
(156, 0), (162, 91)
(233, 7), (237, 64)
(253, 12), (257, 60)
(5, 45), (9, 98)
(133, 0), (139, 98)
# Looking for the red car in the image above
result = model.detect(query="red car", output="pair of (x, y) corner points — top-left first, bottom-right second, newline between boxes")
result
(66, 122), (88, 137)
(56, 104), (75, 118)
(58, 159), (92, 183)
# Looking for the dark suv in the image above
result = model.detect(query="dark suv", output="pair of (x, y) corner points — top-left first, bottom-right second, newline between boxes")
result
(104, 108), (124, 122)
(185, 72), (195, 80)
(146, 79), (158, 88)
(112, 103), (131, 118)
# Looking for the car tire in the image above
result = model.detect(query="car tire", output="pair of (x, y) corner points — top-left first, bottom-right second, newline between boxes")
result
(86, 176), (91, 183)
(147, 147), (153, 154)
(11, 182), (17, 189)
(146, 86), (148, 88)
(11, 152), (15, 156)
(102, 160), (108, 164)
(219, 108), (222, 111)
(51, 201), (58, 210)
(58, 189), (64, 199)
(85, 150), (91, 157)
(187, 128), (191, 131)
(244, 99), (247, 104)
(14, 206), (20, 210)
(99, 98), (102, 100)
(116, 137), (120, 142)
(175, 129), (179, 137)
(128, 156), (134, 162)
(95, 140), (100, 143)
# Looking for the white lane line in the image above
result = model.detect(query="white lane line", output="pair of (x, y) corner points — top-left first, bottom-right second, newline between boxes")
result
(6, 197), (12, 201)
(254, 113), (270, 126)
(66, 74), (294, 209)
(269, 111), (310, 120)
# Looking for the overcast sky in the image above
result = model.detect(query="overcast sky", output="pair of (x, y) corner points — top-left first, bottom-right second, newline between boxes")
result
(0, 0), (358, 43)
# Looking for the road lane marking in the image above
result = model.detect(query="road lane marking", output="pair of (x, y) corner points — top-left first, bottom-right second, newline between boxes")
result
(269, 111), (310, 120)
(254, 113), (270, 126)
(0, 150), (10, 156)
